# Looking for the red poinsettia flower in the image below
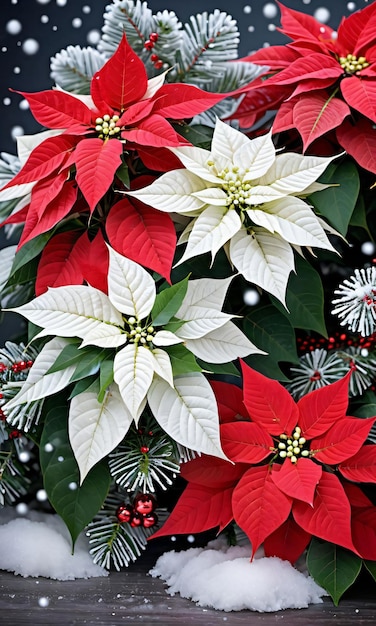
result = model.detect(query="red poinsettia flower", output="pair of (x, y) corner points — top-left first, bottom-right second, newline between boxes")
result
(235, 2), (376, 173)
(152, 361), (376, 563)
(1, 34), (226, 255)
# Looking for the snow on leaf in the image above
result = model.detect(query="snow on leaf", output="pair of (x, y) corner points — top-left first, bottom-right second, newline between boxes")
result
(183, 322), (263, 364)
(229, 227), (295, 305)
(113, 343), (155, 422)
(271, 458), (322, 506)
(3, 338), (76, 410)
(292, 471), (357, 554)
(127, 169), (208, 213)
(151, 483), (234, 539)
(69, 382), (132, 483)
(107, 246), (155, 320)
(7, 285), (125, 346)
(147, 373), (227, 459)
(233, 465), (292, 559)
(175, 205), (241, 266)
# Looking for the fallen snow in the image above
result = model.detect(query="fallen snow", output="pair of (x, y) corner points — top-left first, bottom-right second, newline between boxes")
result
(149, 537), (327, 612)
(0, 510), (108, 580)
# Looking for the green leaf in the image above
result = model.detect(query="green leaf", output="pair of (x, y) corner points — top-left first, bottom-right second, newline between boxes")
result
(164, 344), (202, 376)
(309, 160), (360, 236)
(9, 232), (52, 276)
(40, 404), (111, 546)
(69, 349), (109, 383)
(151, 275), (189, 326)
(98, 358), (114, 403)
(45, 340), (84, 374)
(175, 123), (213, 149)
(69, 376), (99, 399)
(163, 317), (185, 333)
(350, 195), (372, 237)
(307, 538), (362, 605)
(243, 304), (299, 381)
(196, 358), (240, 378)
(353, 403), (376, 418)
(115, 161), (130, 188)
(364, 560), (376, 582)
(272, 255), (327, 337)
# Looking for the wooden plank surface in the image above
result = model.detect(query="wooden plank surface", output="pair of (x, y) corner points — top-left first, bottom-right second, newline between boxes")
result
(0, 543), (375, 626)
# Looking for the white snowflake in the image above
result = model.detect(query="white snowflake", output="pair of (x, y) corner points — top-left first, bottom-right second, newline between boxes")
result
(331, 267), (376, 337)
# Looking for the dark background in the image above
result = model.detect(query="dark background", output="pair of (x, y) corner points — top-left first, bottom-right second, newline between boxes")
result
(0, 0), (371, 343)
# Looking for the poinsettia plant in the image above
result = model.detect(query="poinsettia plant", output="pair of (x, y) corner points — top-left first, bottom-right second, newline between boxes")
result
(236, 1), (376, 174)
(152, 361), (376, 602)
(0, 0), (375, 607)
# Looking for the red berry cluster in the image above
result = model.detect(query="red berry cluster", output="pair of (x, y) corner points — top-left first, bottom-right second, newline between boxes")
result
(116, 493), (158, 529)
(0, 360), (33, 375)
(297, 331), (376, 354)
(143, 32), (163, 70)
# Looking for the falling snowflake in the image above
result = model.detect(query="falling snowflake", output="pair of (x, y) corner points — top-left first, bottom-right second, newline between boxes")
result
(331, 267), (376, 337)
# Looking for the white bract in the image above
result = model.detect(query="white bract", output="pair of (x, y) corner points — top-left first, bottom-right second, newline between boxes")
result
(5, 246), (262, 482)
(127, 118), (338, 306)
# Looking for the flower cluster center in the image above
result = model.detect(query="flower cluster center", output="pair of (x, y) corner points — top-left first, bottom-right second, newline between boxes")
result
(209, 163), (252, 210)
(125, 317), (156, 347)
(339, 53), (369, 74)
(95, 114), (121, 139)
(277, 426), (310, 464)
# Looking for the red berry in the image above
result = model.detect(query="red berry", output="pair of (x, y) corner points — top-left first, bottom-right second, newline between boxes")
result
(133, 493), (156, 515)
(150, 54), (159, 62)
(142, 512), (158, 528)
(149, 32), (159, 42)
(130, 512), (143, 527)
(154, 60), (163, 70)
(144, 40), (154, 50)
(140, 446), (149, 454)
(116, 504), (133, 524)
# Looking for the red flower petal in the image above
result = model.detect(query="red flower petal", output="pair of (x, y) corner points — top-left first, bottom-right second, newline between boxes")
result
(297, 372), (350, 439)
(150, 483), (234, 539)
(220, 421), (273, 464)
(35, 230), (84, 295)
(351, 507), (376, 560)
(338, 445), (376, 483)
(91, 34), (147, 112)
(3, 135), (76, 189)
(337, 1), (376, 57)
(210, 380), (247, 423)
(265, 53), (341, 87)
(277, 2), (335, 47)
(135, 145), (184, 172)
(292, 91), (350, 150)
(232, 465), (292, 559)
(106, 197), (176, 283)
(122, 115), (182, 147)
(263, 517), (311, 564)
(336, 118), (376, 175)
(292, 471), (358, 554)
(80, 230), (109, 293)
(271, 457), (322, 505)
(13, 89), (92, 129)
(311, 417), (376, 465)
(151, 84), (226, 119)
(344, 482), (373, 509)
(241, 44), (300, 69)
(73, 138), (123, 211)
(240, 361), (299, 436)
(341, 76), (376, 124)
(29, 170), (68, 220)
(181, 455), (247, 488)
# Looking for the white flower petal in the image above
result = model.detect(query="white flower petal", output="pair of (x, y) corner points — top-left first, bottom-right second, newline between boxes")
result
(256, 152), (336, 196)
(108, 246), (155, 320)
(177, 275), (234, 318)
(153, 330), (183, 347)
(211, 117), (251, 163)
(127, 169), (207, 214)
(69, 383), (132, 483)
(169, 146), (222, 184)
(147, 373), (227, 459)
(151, 348), (174, 386)
(114, 343), (155, 422)
(185, 322), (264, 363)
(176, 205), (241, 266)
(192, 186), (227, 206)
(175, 306), (234, 339)
(229, 227), (295, 305)
(235, 130), (276, 180)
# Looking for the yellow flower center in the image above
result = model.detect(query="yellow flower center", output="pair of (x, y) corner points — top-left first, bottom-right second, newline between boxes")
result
(125, 317), (155, 347)
(208, 162), (252, 210)
(277, 426), (310, 464)
(95, 114), (121, 139)
(339, 53), (369, 74)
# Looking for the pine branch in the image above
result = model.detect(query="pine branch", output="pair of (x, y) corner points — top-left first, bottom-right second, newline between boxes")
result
(98, 0), (155, 57)
(0, 449), (30, 506)
(50, 46), (105, 94)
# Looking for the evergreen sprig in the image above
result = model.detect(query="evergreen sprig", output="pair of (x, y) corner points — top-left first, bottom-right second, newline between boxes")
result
(50, 45), (105, 94)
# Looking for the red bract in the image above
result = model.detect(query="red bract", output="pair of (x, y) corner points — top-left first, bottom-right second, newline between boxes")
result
(1, 34), (226, 251)
(152, 361), (376, 563)
(236, 2), (376, 173)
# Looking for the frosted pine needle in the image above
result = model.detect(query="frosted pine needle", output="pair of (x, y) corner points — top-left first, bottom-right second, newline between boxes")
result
(287, 348), (348, 399)
(331, 267), (376, 337)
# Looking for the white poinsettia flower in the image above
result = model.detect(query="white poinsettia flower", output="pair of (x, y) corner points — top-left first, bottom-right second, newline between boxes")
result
(6, 246), (262, 480)
(127, 118), (339, 306)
